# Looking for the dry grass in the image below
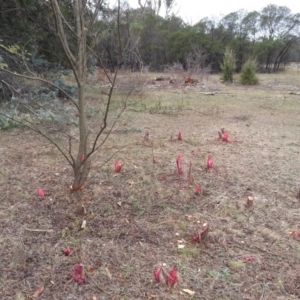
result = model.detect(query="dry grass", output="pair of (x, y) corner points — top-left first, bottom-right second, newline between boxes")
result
(1, 69), (300, 299)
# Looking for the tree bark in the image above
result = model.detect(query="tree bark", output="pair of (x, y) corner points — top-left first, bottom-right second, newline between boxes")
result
(51, 0), (91, 191)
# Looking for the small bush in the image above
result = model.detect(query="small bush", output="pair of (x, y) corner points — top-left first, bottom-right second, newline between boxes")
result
(0, 93), (78, 131)
(53, 78), (77, 98)
(0, 113), (18, 130)
(240, 59), (259, 85)
(221, 47), (236, 83)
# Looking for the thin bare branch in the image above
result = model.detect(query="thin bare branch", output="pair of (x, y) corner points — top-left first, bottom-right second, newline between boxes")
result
(0, 112), (74, 167)
(117, 0), (123, 68)
(50, 0), (77, 69)
(0, 79), (23, 98)
(97, 144), (131, 169)
(88, 70), (118, 155)
(21, 39), (36, 76)
(24, 228), (54, 233)
(88, 85), (143, 158)
(87, 0), (105, 31)
(0, 68), (79, 110)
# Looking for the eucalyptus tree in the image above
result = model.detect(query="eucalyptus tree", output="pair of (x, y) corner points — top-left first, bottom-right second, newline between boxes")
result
(259, 4), (300, 71)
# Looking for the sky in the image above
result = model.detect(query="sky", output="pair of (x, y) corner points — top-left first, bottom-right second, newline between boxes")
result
(110, 0), (300, 24)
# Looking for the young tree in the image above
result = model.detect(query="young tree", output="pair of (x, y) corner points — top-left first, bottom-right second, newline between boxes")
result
(0, 0), (134, 200)
(240, 58), (259, 84)
(221, 47), (236, 82)
(50, 0), (92, 190)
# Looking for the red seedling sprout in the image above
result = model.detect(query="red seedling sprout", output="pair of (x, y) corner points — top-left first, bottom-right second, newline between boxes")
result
(218, 128), (230, 142)
(167, 267), (178, 286)
(242, 256), (256, 263)
(291, 231), (300, 238)
(247, 196), (254, 208)
(222, 133), (229, 142)
(207, 156), (213, 171)
(176, 155), (183, 175)
(70, 184), (85, 192)
(195, 185), (201, 195)
(73, 264), (85, 284)
(63, 248), (71, 256)
(154, 265), (179, 286)
(193, 223), (209, 243)
(37, 189), (45, 197)
(154, 266), (164, 283)
(115, 161), (123, 173)
(81, 155), (85, 162)
(177, 131), (182, 141)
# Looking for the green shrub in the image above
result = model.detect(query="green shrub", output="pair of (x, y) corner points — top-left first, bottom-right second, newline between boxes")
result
(240, 59), (259, 85)
(0, 113), (18, 130)
(53, 78), (77, 98)
(221, 47), (236, 83)
(0, 93), (78, 131)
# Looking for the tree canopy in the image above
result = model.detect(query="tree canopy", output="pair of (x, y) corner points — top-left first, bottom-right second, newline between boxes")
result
(0, 1), (299, 75)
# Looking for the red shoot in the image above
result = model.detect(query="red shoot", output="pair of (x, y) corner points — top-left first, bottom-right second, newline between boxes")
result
(37, 189), (45, 197)
(247, 196), (254, 207)
(73, 264), (85, 284)
(242, 256), (256, 263)
(115, 161), (122, 173)
(64, 248), (71, 256)
(70, 185), (85, 191)
(195, 185), (201, 194)
(154, 266), (164, 283)
(176, 155), (183, 175)
(207, 156), (213, 170)
(167, 267), (178, 286)
(177, 131), (182, 140)
(222, 133), (229, 142)
(193, 223), (209, 243)
(291, 231), (300, 238)
(81, 155), (85, 162)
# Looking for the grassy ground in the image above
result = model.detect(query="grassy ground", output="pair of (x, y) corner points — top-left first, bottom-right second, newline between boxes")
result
(1, 69), (300, 299)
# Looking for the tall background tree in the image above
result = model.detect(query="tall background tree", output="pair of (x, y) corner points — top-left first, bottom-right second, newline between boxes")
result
(1, 2), (299, 76)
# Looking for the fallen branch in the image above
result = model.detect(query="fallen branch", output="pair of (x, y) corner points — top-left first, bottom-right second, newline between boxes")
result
(24, 228), (54, 233)
(198, 91), (223, 95)
(155, 76), (170, 81)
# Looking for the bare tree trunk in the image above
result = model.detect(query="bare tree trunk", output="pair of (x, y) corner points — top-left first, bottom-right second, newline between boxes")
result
(72, 0), (90, 189)
(73, 83), (91, 188)
(51, 0), (91, 192)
